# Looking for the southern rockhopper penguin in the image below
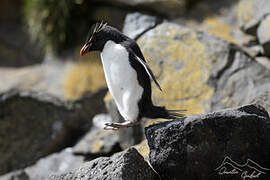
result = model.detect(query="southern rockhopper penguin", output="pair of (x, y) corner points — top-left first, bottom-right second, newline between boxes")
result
(80, 22), (185, 130)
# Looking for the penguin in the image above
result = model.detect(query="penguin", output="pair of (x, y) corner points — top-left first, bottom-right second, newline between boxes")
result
(80, 22), (185, 130)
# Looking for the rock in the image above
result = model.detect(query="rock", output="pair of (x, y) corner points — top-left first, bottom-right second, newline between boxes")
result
(250, 90), (270, 114)
(137, 22), (270, 116)
(210, 49), (270, 111)
(173, 0), (246, 44)
(238, 0), (270, 36)
(49, 148), (157, 180)
(0, 52), (106, 101)
(0, 88), (106, 175)
(122, 12), (161, 40)
(145, 104), (270, 180)
(138, 22), (230, 114)
(255, 56), (270, 70)
(0, 148), (84, 180)
(257, 15), (270, 56)
(73, 114), (121, 155)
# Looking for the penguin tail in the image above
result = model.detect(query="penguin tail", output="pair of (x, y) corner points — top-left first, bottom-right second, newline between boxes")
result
(145, 106), (186, 119)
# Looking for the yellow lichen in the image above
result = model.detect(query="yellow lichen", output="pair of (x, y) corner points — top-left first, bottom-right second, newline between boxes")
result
(133, 140), (149, 159)
(202, 16), (236, 42)
(138, 25), (214, 118)
(237, 0), (253, 25)
(63, 51), (106, 100)
(91, 139), (104, 153)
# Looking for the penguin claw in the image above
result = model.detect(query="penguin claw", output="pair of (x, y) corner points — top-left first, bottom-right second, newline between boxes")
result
(103, 121), (133, 130)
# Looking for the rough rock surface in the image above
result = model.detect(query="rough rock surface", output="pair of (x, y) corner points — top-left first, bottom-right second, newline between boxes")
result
(73, 114), (121, 155)
(238, 0), (270, 36)
(257, 15), (270, 56)
(0, 52), (106, 101)
(250, 90), (270, 114)
(137, 22), (270, 116)
(49, 148), (157, 180)
(0, 89), (106, 175)
(0, 148), (84, 180)
(210, 50), (270, 112)
(145, 104), (270, 180)
(122, 12), (161, 40)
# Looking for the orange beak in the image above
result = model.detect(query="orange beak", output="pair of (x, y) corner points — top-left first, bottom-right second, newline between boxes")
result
(80, 44), (90, 56)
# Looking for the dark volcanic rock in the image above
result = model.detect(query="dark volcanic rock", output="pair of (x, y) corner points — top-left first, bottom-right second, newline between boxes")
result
(0, 90), (106, 175)
(145, 104), (270, 180)
(49, 148), (157, 180)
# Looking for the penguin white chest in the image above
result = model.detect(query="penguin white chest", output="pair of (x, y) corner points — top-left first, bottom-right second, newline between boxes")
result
(100, 40), (143, 121)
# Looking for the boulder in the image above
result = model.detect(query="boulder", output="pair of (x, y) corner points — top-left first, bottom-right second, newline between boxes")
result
(257, 15), (270, 56)
(238, 0), (270, 36)
(250, 90), (270, 114)
(49, 148), (157, 180)
(0, 148), (84, 180)
(73, 114), (121, 156)
(210, 49), (270, 111)
(137, 22), (230, 114)
(0, 51), (106, 101)
(137, 22), (270, 116)
(145, 104), (270, 180)
(0, 88), (106, 175)
(122, 12), (161, 40)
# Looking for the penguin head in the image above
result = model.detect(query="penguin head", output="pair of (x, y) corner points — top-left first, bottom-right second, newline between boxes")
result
(80, 22), (123, 56)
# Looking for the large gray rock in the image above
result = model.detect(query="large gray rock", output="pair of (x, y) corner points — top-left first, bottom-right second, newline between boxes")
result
(136, 21), (270, 115)
(145, 104), (270, 180)
(257, 15), (270, 56)
(238, 0), (270, 36)
(210, 49), (270, 111)
(0, 89), (106, 175)
(122, 12), (161, 40)
(73, 114), (121, 155)
(49, 148), (157, 180)
(0, 148), (84, 180)
(250, 90), (270, 114)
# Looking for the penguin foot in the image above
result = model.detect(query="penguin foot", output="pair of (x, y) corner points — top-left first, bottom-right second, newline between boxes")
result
(104, 121), (133, 130)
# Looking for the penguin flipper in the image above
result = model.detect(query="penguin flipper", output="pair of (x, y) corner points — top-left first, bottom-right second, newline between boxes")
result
(133, 54), (162, 91)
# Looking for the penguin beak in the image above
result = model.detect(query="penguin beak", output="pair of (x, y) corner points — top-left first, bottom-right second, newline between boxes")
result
(80, 43), (90, 56)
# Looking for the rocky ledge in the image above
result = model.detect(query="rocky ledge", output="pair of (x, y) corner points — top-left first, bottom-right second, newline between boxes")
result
(146, 104), (270, 180)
